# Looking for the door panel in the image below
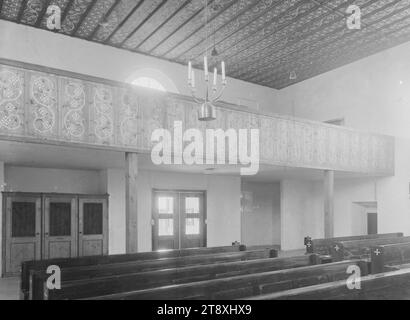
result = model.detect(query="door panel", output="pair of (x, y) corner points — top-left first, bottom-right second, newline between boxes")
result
(78, 197), (108, 257)
(180, 193), (205, 249)
(367, 212), (378, 235)
(43, 196), (77, 260)
(152, 192), (179, 251)
(5, 195), (42, 275)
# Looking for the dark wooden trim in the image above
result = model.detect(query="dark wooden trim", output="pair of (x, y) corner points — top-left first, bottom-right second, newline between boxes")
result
(118, 0), (168, 47)
(87, 0), (121, 40)
(0, 0), (4, 17)
(147, 0), (217, 55)
(34, 0), (52, 27)
(104, 0), (145, 44)
(17, 0), (29, 22)
(72, 0), (98, 36)
(1, 190), (6, 278)
(133, 0), (192, 51)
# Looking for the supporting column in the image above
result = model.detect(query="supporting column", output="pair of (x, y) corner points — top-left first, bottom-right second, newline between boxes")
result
(125, 153), (138, 253)
(324, 170), (334, 238)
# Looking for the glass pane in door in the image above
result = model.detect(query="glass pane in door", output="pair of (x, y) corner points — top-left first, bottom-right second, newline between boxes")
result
(185, 197), (199, 214)
(83, 203), (103, 235)
(12, 202), (36, 237)
(49, 203), (71, 236)
(185, 218), (200, 235)
(158, 197), (174, 214)
(158, 219), (174, 236)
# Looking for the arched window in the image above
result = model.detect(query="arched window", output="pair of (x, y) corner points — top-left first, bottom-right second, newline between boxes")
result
(132, 77), (166, 92)
(128, 68), (179, 94)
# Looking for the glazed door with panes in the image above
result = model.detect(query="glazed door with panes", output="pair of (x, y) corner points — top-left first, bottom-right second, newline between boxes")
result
(43, 195), (78, 260)
(152, 191), (206, 251)
(5, 194), (42, 275)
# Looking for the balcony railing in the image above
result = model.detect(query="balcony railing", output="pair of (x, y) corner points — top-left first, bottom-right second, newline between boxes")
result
(0, 60), (394, 175)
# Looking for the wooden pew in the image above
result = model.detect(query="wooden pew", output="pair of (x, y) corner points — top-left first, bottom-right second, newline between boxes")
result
(43, 254), (320, 300)
(304, 232), (403, 254)
(82, 260), (368, 300)
(370, 241), (410, 274)
(246, 267), (410, 300)
(30, 248), (277, 300)
(21, 244), (249, 300)
(329, 236), (410, 261)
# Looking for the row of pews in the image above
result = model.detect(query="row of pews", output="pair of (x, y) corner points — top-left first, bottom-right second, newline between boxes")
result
(20, 232), (410, 300)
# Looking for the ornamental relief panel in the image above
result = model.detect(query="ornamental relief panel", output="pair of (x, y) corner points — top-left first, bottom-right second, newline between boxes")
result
(0, 63), (394, 175)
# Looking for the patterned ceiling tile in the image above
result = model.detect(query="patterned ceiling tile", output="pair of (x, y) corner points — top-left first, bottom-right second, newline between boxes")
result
(75, 0), (116, 38)
(38, 0), (71, 28)
(163, 0), (260, 60)
(206, 0), (353, 70)
(230, 0), (390, 80)
(273, 17), (410, 88)
(2, 0), (410, 89)
(122, 0), (188, 50)
(20, 0), (44, 25)
(108, 0), (165, 46)
(0, 0), (24, 20)
(266, 7), (410, 87)
(137, 0), (204, 53)
(178, 0), (308, 66)
(60, 0), (95, 35)
(246, 0), (409, 84)
(150, 0), (239, 57)
(92, 0), (140, 43)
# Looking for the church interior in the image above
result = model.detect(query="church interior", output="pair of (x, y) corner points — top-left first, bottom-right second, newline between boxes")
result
(1, 0), (410, 301)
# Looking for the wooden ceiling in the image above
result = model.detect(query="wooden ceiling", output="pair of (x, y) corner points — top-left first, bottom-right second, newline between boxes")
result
(1, 0), (410, 89)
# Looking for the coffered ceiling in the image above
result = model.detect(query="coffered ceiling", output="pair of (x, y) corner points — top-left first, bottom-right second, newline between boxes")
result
(1, 0), (410, 89)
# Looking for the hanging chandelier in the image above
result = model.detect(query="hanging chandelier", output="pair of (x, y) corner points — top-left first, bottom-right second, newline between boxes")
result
(187, 0), (227, 122)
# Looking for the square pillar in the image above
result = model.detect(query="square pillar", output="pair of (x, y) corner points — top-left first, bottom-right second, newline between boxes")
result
(125, 153), (138, 253)
(324, 170), (335, 238)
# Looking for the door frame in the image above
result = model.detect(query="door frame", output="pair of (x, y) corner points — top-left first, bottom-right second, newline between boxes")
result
(151, 189), (207, 251)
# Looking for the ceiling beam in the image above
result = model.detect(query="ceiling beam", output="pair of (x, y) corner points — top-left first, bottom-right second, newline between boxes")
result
(104, 0), (145, 44)
(72, 0), (98, 35)
(118, 0), (168, 48)
(87, 0), (121, 40)
(133, 0), (192, 51)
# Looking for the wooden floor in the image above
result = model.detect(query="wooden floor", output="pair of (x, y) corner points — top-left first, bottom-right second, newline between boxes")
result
(0, 248), (305, 300)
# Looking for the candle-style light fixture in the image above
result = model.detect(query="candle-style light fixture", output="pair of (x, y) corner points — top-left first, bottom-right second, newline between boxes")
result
(188, 0), (227, 121)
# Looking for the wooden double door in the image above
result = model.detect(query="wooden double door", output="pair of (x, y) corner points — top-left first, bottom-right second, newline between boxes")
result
(152, 190), (206, 251)
(3, 193), (108, 276)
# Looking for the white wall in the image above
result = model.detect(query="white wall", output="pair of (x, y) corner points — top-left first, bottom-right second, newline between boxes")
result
(100, 169), (126, 255)
(5, 166), (103, 194)
(0, 20), (280, 113)
(280, 179), (323, 250)
(241, 182), (281, 247)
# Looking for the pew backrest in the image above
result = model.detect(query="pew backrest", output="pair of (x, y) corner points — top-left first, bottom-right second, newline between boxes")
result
(43, 254), (320, 300)
(246, 267), (410, 300)
(20, 244), (248, 299)
(330, 236), (410, 261)
(371, 241), (410, 273)
(82, 260), (368, 300)
(305, 233), (403, 254)
(30, 248), (277, 300)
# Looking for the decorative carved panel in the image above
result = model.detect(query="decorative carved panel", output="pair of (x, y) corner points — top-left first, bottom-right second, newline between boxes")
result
(0, 62), (395, 175)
